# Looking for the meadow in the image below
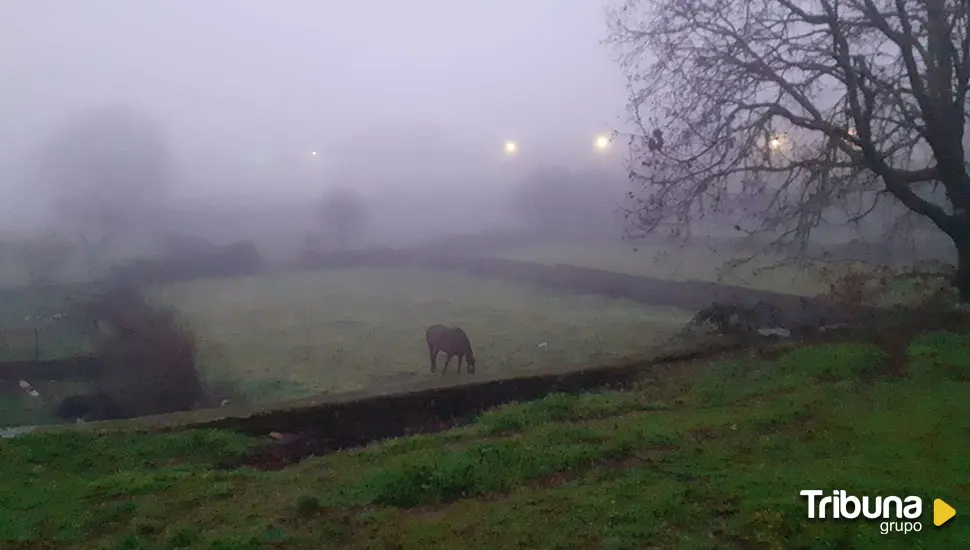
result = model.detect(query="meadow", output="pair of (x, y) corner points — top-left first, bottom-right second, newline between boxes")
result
(0, 235), (948, 429)
(151, 267), (696, 405)
(1, 325), (967, 548)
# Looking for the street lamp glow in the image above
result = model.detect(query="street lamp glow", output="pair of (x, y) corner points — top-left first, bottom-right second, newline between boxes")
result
(844, 127), (861, 150)
(311, 151), (318, 156)
(768, 137), (782, 151)
(504, 140), (518, 154)
(595, 135), (611, 150)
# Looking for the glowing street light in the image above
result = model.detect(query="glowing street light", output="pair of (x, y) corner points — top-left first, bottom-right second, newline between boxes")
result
(503, 140), (518, 155)
(844, 127), (861, 150)
(311, 151), (318, 156)
(594, 135), (611, 151)
(768, 137), (782, 151)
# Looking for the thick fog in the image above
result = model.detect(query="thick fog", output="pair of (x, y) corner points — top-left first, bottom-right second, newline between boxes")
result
(1, 1), (634, 248)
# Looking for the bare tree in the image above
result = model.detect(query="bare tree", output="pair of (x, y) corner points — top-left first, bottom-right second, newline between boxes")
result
(18, 231), (76, 285)
(314, 187), (368, 250)
(607, 0), (970, 299)
(28, 105), (174, 274)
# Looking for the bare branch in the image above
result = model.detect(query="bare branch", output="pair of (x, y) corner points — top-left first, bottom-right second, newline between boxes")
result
(607, 0), (970, 255)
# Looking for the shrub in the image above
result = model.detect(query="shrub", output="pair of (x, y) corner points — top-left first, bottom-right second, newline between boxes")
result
(57, 285), (208, 420)
(819, 261), (955, 314)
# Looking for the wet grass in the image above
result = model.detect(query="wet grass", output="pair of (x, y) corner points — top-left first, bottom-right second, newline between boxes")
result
(151, 268), (693, 403)
(0, 326), (967, 548)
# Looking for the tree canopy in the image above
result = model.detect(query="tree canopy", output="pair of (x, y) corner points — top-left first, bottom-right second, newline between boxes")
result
(607, 0), (970, 298)
(28, 105), (174, 272)
(314, 187), (368, 250)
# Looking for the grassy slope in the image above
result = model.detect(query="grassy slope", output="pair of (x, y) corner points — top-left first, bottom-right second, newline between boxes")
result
(151, 268), (693, 402)
(1, 329), (967, 549)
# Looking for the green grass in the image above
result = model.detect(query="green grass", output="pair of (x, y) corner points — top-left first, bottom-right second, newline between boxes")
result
(0, 329), (967, 548)
(150, 268), (694, 404)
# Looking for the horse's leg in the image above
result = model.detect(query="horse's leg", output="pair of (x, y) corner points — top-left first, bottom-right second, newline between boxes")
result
(457, 355), (464, 374)
(429, 344), (437, 373)
(443, 354), (453, 374)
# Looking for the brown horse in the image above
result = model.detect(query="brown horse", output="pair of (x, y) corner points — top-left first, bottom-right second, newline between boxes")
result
(425, 324), (476, 374)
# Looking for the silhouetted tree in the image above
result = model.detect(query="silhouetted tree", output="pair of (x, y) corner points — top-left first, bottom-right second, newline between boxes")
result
(27, 105), (174, 274)
(608, 0), (970, 300)
(63, 284), (206, 420)
(314, 187), (368, 250)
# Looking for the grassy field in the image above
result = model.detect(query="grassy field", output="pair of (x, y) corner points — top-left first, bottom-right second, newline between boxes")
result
(0, 284), (93, 361)
(483, 243), (832, 296)
(151, 268), (695, 404)
(1, 326), (967, 548)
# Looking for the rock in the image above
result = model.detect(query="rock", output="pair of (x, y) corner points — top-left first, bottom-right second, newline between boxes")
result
(0, 425), (38, 439)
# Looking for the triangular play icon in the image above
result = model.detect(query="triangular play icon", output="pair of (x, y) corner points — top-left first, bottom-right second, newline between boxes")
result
(934, 499), (956, 527)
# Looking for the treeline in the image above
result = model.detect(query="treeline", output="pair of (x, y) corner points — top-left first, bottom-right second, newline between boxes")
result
(105, 239), (264, 287)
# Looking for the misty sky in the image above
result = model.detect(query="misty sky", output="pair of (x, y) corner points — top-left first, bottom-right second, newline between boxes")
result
(1, 1), (630, 200)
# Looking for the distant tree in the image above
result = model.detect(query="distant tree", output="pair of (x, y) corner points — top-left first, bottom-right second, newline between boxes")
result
(607, 0), (970, 300)
(314, 187), (368, 250)
(27, 105), (174, 274)
(18, 231), (76, 285)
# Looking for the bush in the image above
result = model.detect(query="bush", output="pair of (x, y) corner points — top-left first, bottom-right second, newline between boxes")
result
(819, 261), (955, 313)
(56, 285), (211, 420)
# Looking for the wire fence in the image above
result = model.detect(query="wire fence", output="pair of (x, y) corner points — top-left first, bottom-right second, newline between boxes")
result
(0, 326), (41, 361)
(0, 316), (90, 362)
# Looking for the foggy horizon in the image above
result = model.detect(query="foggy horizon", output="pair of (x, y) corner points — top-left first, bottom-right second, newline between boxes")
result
(1, 0), (631, 207)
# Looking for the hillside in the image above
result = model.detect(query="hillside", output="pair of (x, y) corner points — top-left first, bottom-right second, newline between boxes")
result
(1, 320), (967, 549)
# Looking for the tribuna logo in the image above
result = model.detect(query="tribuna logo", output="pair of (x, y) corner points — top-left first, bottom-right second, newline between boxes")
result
(800, 490), (924, 534)
(801, 490), (922, 519)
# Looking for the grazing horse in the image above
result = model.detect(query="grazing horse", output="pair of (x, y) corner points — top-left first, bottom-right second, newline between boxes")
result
(425, 324), (476, 374)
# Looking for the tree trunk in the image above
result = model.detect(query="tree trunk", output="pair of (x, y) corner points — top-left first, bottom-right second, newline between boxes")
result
(949, 212), (970, 303)
(956, 236), (970, 304)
